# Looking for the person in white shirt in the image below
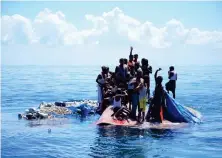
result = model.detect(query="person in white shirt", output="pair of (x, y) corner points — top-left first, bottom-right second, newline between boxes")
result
(165, 66), (177, 99)
(96, 66), (107, 111)
(111, 89), (130, 120)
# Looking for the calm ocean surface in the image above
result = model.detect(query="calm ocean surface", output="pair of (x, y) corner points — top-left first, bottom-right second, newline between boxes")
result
(1, 65), (222, 158)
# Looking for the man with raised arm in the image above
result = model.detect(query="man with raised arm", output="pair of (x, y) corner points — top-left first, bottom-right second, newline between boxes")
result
(146, 68), (165, 123)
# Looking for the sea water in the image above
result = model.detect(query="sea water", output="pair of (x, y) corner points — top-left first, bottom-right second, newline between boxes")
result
(1, 65), (222, 158)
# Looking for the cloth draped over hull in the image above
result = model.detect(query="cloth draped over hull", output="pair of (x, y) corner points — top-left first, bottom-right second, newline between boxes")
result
(163, 90), (201, 123)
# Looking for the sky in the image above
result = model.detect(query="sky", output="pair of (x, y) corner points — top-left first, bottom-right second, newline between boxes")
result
(1, 1), (222, 66)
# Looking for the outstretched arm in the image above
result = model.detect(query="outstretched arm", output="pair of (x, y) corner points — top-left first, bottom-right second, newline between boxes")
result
(130, 46), (133, 56)
(154, 68), (161, 84)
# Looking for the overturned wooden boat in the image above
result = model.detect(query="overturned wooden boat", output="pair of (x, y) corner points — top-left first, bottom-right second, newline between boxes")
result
(96, 106), (138, 126)
(96, 92), (202, 128)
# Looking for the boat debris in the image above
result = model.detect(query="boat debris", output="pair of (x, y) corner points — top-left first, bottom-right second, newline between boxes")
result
(18, 100), (98, 120)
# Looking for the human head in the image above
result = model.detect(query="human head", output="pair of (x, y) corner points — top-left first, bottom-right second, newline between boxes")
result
(169, 66), (174, 71)
(119, 58), (124, 65)
(134, 54), (138, 61)
(123, 58), (128, 65)
(156, 76), (163, 85)
(106, 66), (109, 73)
(141, 58), (148, 66)
(101, 66), (106, 73)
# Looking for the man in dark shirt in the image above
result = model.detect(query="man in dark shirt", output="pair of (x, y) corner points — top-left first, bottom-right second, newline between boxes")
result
(141, 58), (152, 99)
(146, 68), (165, 123)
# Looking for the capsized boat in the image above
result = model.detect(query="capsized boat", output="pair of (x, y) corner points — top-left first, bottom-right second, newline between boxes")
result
(96, 91), (202, 127)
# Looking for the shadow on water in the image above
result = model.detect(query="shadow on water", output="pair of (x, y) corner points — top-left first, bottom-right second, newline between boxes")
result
(89, 125), (176, 158)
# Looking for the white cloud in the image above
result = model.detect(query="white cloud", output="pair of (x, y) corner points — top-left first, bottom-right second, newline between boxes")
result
(1, 7), (222, 48)
(1, 14), (37, 44)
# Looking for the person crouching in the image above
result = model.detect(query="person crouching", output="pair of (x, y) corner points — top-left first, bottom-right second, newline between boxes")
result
(111, 89), (130, 121)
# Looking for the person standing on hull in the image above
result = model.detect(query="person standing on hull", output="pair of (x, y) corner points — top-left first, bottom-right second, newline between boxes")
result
(115, 58), (128, 87)
(165, 66), (177, 99)
(138, 79), (147, 122)
(96, 66), (107, 113)
(141, 58), (152, 99)
(130, 69), (144, 120)
(146, 68), (165, 123)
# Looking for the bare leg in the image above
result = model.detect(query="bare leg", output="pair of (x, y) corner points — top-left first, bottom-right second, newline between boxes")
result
(142, 112), (145, 122)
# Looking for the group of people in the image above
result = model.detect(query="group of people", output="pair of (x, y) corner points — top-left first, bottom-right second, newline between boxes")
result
(96, 46), (177, 123)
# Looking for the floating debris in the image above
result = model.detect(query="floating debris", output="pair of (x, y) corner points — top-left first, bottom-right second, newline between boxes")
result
(18, 100), (98, 120)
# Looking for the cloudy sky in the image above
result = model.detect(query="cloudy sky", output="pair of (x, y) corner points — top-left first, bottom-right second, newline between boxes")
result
(1, 1), (222, 66)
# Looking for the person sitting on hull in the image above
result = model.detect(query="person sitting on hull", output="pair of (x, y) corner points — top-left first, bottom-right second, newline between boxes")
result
(146, 68), (165, 123)
(165, 66), (177, 99)
(111, 89), (131, 121)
